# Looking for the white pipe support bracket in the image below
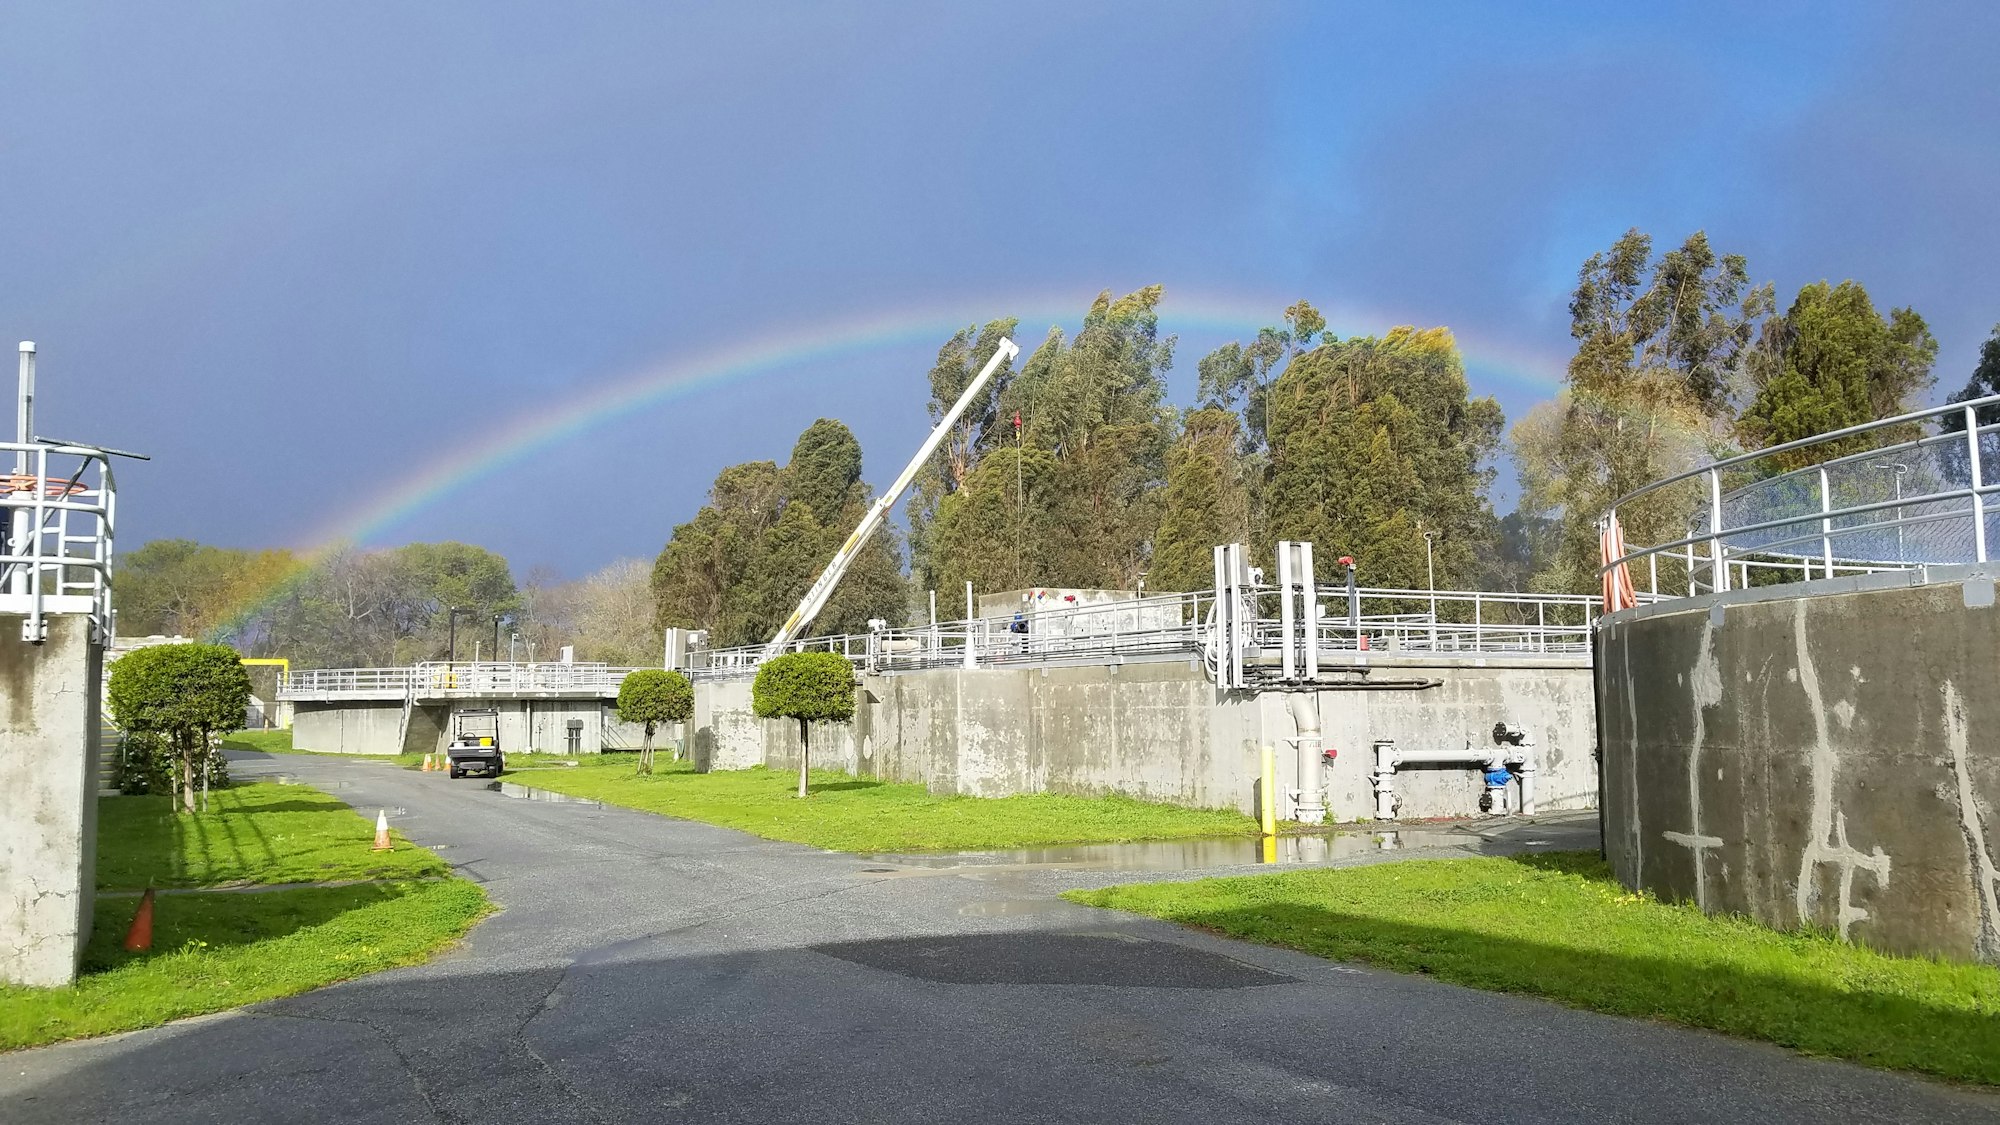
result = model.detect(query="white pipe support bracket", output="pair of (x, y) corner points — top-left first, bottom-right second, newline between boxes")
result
(1371, 739), (1396, 821)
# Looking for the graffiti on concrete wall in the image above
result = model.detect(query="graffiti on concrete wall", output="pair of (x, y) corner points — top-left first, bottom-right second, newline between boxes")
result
(1791, 600), (1891, 940)
(1942, 681), (2000, 962)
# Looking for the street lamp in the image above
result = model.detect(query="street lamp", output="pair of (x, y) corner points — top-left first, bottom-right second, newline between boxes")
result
(510, 632), (520, 662)
(1421, 528), (1437, 650)
(446, 606), (478, 669)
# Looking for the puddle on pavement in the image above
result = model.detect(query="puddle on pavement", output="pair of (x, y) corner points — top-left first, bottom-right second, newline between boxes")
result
(865, 828), (1480, 873)
(272, 775), (351, 790)
(487, 780), (602, 807)
(957, 898), (1067, 917)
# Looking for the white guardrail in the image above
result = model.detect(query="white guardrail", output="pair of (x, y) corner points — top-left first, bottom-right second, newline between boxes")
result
(281, 661), (641, 699)
(693, 585), (1597, 680)
(0, 440), (116, 643)
(1603, 394), (2000, 600)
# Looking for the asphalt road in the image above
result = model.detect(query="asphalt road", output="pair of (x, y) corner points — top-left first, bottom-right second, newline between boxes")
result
(6, 754), (1995, 1124)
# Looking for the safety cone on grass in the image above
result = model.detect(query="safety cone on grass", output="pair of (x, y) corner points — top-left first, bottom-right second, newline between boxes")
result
(372, 809), (393, 852)
(122, 888), (155, 952)
(421, 753), (434, 772)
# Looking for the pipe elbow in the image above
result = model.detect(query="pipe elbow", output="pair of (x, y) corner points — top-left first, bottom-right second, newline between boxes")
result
(1286, 691), (1320, 740)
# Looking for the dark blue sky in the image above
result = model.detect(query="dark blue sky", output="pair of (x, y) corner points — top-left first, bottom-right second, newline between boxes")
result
(3, 3), (1994, 576)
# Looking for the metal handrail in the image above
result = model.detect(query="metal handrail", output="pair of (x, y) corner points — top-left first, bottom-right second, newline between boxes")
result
(690, 585), (1596, 679)
(1602, 395), (2000, 600)
(0, 440), (116, 642)
(281, 661), (641, 698)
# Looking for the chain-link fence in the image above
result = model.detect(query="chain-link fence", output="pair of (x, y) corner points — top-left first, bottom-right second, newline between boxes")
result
(1609, 396), (2000, 598)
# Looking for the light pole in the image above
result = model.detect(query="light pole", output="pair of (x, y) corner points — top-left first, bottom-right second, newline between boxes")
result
(510, 632), (520, 662)
(1422, 529), (1437, 650)
(446, 606), (477, 669)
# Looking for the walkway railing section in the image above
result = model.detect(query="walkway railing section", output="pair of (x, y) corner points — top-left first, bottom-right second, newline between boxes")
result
(1603, 395), (2000, 600)
(693, 585), (1596, 681)
(0, 440), (116, 642)
(281, 661), (640, 699)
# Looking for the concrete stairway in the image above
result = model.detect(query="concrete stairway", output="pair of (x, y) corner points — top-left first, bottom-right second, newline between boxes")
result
(96, 718), (122, 795)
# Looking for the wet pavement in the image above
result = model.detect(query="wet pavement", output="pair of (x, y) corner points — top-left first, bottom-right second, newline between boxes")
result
(861, 814), (1598, 873)
(6, 751), (1994, 1125)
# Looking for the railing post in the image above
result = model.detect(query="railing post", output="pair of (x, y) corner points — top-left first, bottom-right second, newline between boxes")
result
(1709, 468), (1729, 593)
(1969, 405), (1988, 564)
(1818, 465), (1834, 579)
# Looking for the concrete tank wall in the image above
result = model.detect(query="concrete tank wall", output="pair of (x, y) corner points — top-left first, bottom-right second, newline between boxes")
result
(0, 614), (102, 987)
(690, 655), (1597, 820)
(1598, 568), (2000, 965)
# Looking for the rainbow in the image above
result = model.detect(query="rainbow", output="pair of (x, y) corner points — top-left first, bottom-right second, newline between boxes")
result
(206, 288), (1571, 638)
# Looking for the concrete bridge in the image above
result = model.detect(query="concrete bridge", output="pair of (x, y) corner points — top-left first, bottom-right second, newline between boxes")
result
(282, 662), (649, 756)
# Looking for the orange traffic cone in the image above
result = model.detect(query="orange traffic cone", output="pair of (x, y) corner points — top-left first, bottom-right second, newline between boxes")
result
(421, 753), (434, 772)
(122, 888), (155, 952)
(372, 809), (393, 852)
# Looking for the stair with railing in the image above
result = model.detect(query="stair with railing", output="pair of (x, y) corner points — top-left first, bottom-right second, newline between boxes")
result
(96, 716), (122, 795)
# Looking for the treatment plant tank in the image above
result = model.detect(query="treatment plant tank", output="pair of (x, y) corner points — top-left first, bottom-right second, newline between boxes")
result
(1597, 397), (2000, 966)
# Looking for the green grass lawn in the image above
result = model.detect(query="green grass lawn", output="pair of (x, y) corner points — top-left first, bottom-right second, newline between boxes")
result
(218, 729), (298, 754)
(507, 757), (1259, 852)
(1065, 851), (2000, 1086)
(0, 880), (486, 1051)
(96, 782), (448, 889)
(0, 781), (486, 1051)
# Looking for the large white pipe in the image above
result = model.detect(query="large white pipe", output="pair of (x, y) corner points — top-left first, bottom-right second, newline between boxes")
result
(1370, 738), (1536, 821)
(15, 342), (33, 464)
(1287, 692), (1325, 824)
(8, 343), (35, 598)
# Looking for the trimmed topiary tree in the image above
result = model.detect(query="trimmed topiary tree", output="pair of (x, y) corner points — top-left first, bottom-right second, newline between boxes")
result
(751, 651), (855, 798)
(106, 643), (252, 814)
(616, 668), (694, 775)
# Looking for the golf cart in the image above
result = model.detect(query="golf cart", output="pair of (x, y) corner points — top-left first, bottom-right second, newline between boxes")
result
(445, 708), (504, 779)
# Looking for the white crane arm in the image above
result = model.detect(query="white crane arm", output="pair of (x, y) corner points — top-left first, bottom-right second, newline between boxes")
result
(762, 336), (1019, 658)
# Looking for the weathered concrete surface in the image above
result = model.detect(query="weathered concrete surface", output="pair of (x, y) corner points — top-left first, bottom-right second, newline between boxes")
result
(294, 698), (649, 756)
(1599, 568), (2000, 964)
(0, 613), (102, 986)
(1315, 655), (1598, 819)
(692, 656), (1597, 821)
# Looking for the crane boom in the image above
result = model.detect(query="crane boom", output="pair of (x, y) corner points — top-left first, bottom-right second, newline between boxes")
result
(762, 336), (1019, 658)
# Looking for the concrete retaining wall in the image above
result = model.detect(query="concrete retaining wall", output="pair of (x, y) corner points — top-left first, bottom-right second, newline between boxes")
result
(691, 655), (1597, 820)
(0, 614), (102, 987)
(1599, 568), (2000, 965)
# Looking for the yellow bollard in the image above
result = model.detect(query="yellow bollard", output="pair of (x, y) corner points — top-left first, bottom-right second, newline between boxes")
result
(1261, 834), (1277, 864)
(1259, 744), (1277, 837)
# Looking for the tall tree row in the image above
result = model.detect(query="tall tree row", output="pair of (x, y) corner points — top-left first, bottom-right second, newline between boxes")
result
(116, 539), (522, 667)
(921, 286), (1179, 594)
(1513, 230), (1771, 591)
(1264, 327), (1505, 590)
(650, 419), (905, 647)
(1516, 228), (1941, 591)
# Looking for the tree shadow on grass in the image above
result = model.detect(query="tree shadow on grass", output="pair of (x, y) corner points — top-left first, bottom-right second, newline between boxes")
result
(1147, 898), (2000, 1086)
(83, 883), (417, 973)
(804, 779), (888, 793)
(96, 791), (365, 889)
